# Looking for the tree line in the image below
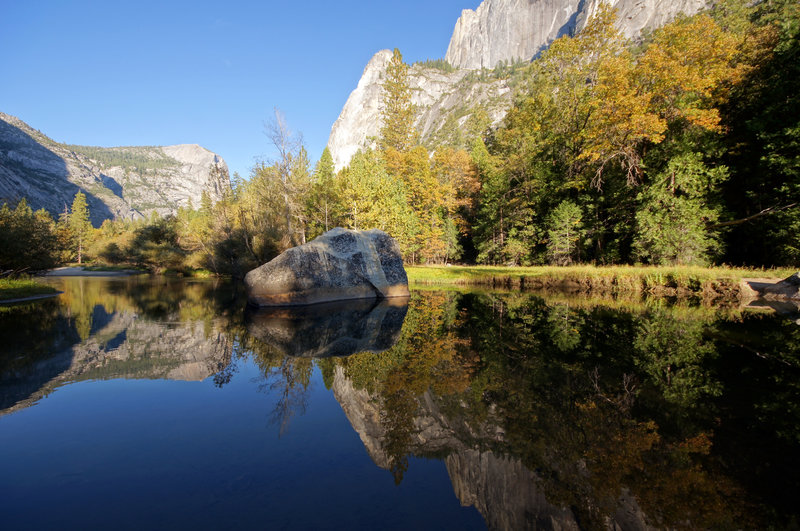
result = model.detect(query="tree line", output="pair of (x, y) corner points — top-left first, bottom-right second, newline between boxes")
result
(2, 0), (797, 276)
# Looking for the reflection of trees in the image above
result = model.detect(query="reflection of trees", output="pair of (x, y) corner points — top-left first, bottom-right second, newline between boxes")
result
(260, 356), (313, 437)
(338, 291), (476, 482)
(232, 323), (314, 436)
(634, 310), (721, 410)
(327, 290), (798, 529)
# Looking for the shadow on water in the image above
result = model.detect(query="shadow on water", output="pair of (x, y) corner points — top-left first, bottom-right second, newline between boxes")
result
(0, 118), (114, 224)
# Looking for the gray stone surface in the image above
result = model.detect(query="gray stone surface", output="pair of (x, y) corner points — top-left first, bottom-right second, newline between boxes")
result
(446, 0), (710, 70)
(326, 51), (510, 170)
(0, 112), (229, 224)
(244, 227), (410, 306)
(764, 272), (800, 301)
(0, 310), (232, 416)
(246, 298), (408, 358)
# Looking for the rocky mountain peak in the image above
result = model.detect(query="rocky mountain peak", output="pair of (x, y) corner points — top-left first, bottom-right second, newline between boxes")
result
(0, 112), (230, 224)
(445, 0), (710, 70)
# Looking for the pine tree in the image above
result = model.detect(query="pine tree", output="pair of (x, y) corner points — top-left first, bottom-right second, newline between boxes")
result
(307, 147), (339, 236)
(69, 191), (92, 265)
(380, 49), (416, 152)
(546, 201), (583, 265)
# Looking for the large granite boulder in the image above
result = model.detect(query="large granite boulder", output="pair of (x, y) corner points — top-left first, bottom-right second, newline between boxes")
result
(245, 228), (410, 307)
(246, 298), (408, 358)
(764, 272), (800, 301)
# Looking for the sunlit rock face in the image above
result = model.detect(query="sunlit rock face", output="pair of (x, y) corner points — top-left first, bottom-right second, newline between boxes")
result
(0, 112), (230, 224)
(327, 0), (709, 171)
(445, 0), (710, 69)
(446, 450), (580, 530)
(330, 366), (656, 530)
(326, 51), (511, 171)
(331, 366), (391, 468)
(246, 298), (408, 358)
(245, 228), (410, 307)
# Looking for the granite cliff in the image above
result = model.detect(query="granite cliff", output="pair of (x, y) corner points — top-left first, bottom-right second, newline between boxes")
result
(445, 0), (709, 69)
(0, 112), (230, 225)
(327, 0), (709, 170)
(327, 51), (511, 170)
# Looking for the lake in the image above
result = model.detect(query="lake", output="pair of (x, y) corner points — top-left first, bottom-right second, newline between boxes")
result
(1, 276), (799, 529)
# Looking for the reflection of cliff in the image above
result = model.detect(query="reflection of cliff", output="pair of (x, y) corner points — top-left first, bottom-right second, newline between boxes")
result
(0, 309), (232, 416)
(330, 366), (604, 530)
(446, 450), (579, 531)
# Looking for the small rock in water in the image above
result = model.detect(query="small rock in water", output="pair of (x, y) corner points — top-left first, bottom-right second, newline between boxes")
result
(244, 227), (410, 306)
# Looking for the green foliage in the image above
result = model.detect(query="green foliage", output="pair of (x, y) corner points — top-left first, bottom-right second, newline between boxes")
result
(718, 0), (800, 265)
(546, 201), (583, 265)
(68, 191), (92, 264)
(634, 153), (727, 265)
(380, 49), (417, 152)
(64, 145), (180, 173)
(412, 58), (455, 72)
(0, 200), (60, 272)
(127, 216), (186, 273)
(0, 277), (58, 300)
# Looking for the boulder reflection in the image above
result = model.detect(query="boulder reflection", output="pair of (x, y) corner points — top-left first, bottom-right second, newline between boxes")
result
(245, 298), (409, 358)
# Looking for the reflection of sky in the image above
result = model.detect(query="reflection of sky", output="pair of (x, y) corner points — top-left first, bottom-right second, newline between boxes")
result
(0, 362), (484, 529)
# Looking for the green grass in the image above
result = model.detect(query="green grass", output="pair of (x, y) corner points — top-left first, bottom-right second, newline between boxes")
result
(0, 277), (59, 301)
(406, 265), (796, 297)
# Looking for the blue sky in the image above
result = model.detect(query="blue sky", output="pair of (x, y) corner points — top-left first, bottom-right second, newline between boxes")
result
(0, 1), (480, 179)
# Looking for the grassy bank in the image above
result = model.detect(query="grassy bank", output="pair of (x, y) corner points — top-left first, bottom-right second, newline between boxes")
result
(406, 265), (796, 298)
(0, 277), (59, 301)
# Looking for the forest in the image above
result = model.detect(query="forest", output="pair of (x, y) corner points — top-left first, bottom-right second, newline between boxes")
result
(1, 0), (797, 277)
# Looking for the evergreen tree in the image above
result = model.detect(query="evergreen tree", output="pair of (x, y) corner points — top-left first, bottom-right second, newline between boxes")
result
(380, 49), (416, 152)
(634, 153), (727, 265)
(69, 191), (92, 265)
(307, 147), (341, 237)
(546, 201), (584, 265)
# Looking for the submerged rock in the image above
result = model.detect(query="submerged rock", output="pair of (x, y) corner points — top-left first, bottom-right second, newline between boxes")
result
(244, 227), (410, 307)
(246, 298), (408, 358)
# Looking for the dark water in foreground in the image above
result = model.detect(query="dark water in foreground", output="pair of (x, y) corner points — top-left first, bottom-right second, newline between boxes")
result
(1, 277), (799, 530)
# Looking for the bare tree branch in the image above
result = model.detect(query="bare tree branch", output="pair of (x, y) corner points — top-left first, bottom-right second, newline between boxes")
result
(707, 202), (798, 229)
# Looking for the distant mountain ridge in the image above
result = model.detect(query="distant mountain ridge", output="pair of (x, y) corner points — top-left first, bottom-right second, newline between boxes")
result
(327, 0), (710, 170)
(0, 112), (230, 225)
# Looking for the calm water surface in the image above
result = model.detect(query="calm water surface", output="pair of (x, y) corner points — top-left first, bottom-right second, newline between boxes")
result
(1, 276), (799, 529)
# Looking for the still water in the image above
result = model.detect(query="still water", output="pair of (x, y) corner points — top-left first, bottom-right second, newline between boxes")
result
(1, 276), (798, 529)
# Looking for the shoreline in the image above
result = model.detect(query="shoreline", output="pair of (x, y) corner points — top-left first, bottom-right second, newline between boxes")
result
(0, 292), (63, 305)
(42, 266), (144, 277)
(406, 265), (795, 301)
